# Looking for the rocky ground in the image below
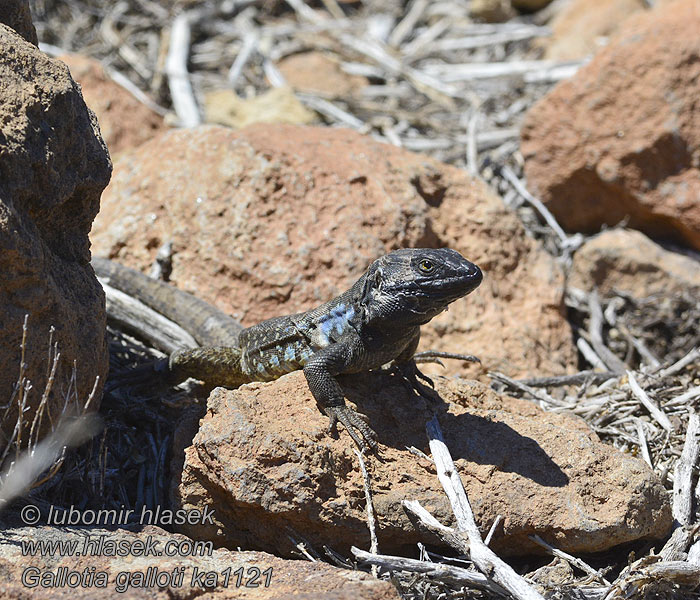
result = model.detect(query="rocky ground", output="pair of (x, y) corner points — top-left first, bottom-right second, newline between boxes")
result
(0, 0), (699, 598)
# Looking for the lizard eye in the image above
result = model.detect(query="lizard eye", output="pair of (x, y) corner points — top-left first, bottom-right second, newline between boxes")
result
(418, 259), (435, 273)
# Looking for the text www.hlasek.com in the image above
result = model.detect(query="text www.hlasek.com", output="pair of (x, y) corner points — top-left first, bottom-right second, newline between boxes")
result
(21, 534), (274, 591)
(21, 534), (212, 558)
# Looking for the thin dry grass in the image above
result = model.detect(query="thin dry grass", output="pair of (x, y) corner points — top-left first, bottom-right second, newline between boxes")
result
(0, 316), (102, 509)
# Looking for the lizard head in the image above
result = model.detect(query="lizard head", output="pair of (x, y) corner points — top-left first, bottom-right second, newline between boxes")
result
(360, 248), (482, 326)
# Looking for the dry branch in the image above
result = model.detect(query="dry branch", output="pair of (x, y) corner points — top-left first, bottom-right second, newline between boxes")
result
(0, 414), (101, 508)
(529, 534), (610, 585)
(634, 418), (653, 469)
(588, 291), (626, 373)
(672, 411), (700, 525)
(518, 371), (617, 387)
(421, 59), (584, 82)
(627, 370), (674, 433)
(426, 416), (545, 600)
(654, 347), (700, 379)
(490, 371), (567, 407)
(354, 448), (378, 569)
(577, 338), (609, 371)
(402, 499), (470, 554)
(351, 546), (498, 591)
(99, 279), (197, 355)
(501, 166), (570, 244)
(165, 12), (200, 127)
(604, 560), (700, 599)
(660, 526), (695, 562)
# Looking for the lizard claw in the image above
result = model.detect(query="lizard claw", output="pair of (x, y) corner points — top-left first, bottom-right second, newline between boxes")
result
(325, 405), (378, 452)
(395, 360), (438, 402)
(414, 368), (435, 389)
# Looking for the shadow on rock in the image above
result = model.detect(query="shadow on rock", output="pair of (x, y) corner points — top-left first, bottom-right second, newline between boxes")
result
(340, 370), (569, 488)
(439, 410), (569, 488)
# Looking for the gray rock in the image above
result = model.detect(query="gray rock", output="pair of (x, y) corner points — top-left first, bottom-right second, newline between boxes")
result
(0, 0), (37, 45)
(0, 26), (111, 446)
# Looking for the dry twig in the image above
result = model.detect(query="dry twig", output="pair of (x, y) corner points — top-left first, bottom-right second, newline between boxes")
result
(425, 416), (544, 600)
(627, 370), (674, 433)
(354, 448), (379, 575)
(165, 11), (200, 127)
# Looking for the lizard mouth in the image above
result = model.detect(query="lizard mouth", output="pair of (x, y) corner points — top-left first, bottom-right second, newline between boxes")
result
(420, 267), (483, 298)
(384, 271), (483, 303)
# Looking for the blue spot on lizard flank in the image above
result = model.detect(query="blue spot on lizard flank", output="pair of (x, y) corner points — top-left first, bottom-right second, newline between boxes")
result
(318, 303), (355, 343)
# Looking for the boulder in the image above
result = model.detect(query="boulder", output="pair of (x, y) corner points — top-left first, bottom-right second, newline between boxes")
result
(0, 27), (111, 444)
(277, 51), (368, 98)
(173, 371), (671, 557)
(91, 124), (576, 378)
(541, 0), (650, 60)
(511, 0), (553, 12)
(0, 0), (37, 45)
(0, 525), (398, 599)
(58, 54), (166, 156)
(204, 87), (317, 129)
(570, 229), (700, 298)
(522, 0), (700, 250)
(469, 0), (516, 22)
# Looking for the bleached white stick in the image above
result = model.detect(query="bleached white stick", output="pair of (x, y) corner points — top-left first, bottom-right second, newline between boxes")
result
(627, 371), (674, 433)
(166, 12), (201, 127)
(426, 416), (545, 600)
(672, 411), (700, 525)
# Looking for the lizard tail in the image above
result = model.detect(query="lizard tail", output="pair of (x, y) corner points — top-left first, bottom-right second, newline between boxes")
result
(106, 347), (248, 393)
(169, 347), (250, 388)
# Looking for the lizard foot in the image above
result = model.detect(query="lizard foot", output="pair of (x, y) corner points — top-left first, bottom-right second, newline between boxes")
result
(395, 360), (440, 403)
(325, 405), (378, 452)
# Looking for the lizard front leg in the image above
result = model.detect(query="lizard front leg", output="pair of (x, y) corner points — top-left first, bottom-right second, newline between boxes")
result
(303, 344), (378, 452)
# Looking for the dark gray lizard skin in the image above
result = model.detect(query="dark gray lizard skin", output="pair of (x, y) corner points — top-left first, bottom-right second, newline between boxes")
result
(94, 248), (483, 451)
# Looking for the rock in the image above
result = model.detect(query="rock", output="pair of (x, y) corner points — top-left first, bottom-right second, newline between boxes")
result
(528, 558), (575, 587)
(0, 525), (398, 599)
(0, 27), (111, 444)
(469, 0), (516, 22)
(58, 54), (166, 156)
(511, 0), (553, 12)
(204, 87), (317, 129)
(541, 0), (650, 60)
(0, 0), (37, 45)
(570, 229), (700, 298)
(91, 124), (576, 378)
(522, 0), (700, 250)
(277, 51), (368, 98)
(174, 371), (671, 557)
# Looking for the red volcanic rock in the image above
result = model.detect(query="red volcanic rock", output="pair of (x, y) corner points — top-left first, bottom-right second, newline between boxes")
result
(92, 123), (576, 378)
(522, 0), (700, 250)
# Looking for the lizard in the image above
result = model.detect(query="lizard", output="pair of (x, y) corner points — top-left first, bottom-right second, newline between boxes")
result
(93, 248), (483, 451)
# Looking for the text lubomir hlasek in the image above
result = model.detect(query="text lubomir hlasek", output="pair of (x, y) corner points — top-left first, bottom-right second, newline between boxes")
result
(42, 504), (214, 527)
